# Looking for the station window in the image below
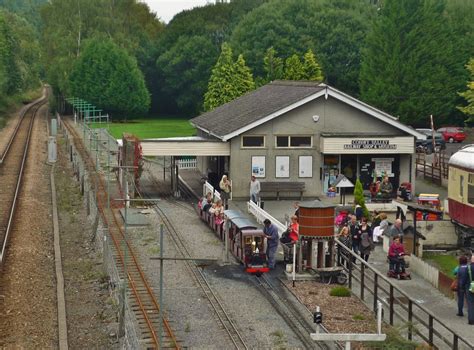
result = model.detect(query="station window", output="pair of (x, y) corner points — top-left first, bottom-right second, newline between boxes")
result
(469, 185), (474, 205)
(276, 136), (312, 148)
(242, 135), (265, 148)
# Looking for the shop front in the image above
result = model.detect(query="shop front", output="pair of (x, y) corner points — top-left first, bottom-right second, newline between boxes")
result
(320, 135), (414, 197)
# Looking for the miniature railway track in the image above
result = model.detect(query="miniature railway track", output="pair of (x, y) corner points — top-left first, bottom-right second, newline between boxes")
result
(0, 95), (47, 265)
(62, 119), (179, 349)
(253, 274), (335, 350)
(141, 190), (249, 350)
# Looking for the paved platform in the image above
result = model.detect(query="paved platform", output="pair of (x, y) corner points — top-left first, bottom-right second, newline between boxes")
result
(230, 198), (474, 346)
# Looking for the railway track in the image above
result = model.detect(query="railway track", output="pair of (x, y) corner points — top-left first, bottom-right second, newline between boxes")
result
(62, 119), (179, 349)
(0, 93), (47, 265)
(141, 192), (249, 350)
(253, 274), (336, 350)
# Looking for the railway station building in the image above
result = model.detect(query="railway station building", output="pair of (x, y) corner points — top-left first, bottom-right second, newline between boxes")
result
(160, 81), (425, 200)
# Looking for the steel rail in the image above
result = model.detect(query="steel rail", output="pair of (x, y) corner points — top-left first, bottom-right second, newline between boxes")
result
(0, 96), (48, 265)
(62, 120), (179, 349)
(139, 186), (249, 350)
(252, 274), (329, 350)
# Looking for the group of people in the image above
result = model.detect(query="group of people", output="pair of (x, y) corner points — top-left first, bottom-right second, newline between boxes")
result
(337, 210), (407, 271)
(454, 255), (474, 325)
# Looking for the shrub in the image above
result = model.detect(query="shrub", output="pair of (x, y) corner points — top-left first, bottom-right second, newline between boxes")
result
(329, 286), (351, 297)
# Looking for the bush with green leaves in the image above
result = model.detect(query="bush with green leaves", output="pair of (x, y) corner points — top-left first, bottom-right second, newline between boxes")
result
(354, 178), (370, 219)
(329, 286), (351, 297)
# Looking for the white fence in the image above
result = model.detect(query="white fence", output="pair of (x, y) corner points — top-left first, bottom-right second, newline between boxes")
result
(247, 201), (286, 237)
(409, 254), (439, 288)
(177, 158), (197, 169)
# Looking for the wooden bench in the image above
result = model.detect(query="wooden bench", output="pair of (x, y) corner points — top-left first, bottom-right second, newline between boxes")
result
(260, 182), (305, 200)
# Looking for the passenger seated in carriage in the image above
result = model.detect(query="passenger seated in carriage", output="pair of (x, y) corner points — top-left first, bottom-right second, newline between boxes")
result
(200, 192), (213, 212)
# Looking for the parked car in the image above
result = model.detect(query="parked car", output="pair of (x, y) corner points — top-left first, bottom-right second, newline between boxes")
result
(415, 129), (446, 154)
(436, 127), (466, 143)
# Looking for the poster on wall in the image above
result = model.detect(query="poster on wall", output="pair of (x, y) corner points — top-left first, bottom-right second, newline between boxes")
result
(372, 157), (394, 177)
(299, 156), (312, 178)
(275, 156), (290, 178)
(251, 156), (265, 177)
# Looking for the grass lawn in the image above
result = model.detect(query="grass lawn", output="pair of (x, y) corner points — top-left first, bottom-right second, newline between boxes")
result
(423, 252), (458, 277)
(90, 118), (197, 139)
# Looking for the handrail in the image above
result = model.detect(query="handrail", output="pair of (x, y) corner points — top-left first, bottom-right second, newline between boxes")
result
(335, 238), (474, 349)
(247, 201), (286, 237)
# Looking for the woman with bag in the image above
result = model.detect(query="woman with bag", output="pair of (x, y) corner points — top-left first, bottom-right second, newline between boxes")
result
(219, 175), (232, 209)
(359, 217), (374, 262)
(453, 256), (469, 317)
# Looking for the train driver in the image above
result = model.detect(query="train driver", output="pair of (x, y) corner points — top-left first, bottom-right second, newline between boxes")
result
(263, 219), (279, 269)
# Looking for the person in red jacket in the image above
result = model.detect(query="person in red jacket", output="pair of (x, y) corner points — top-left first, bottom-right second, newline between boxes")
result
(388, 235), (406, 274)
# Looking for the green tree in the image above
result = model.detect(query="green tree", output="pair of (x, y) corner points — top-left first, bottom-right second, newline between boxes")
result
(458, 58), (474, 123)
(234, 54), (255, 94)
(303, 49), (324, 82)
(263, 47), (284, 83)
(203, 42), (236, 111)
(284, 54), (305, 80)
(69, 38), (150, 116)
(359, 0), (468, 126)
(354, 178), (369, 219)
(203, 43), (255, 111)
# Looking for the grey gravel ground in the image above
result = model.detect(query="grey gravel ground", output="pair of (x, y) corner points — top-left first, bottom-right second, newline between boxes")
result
(127, 166), (310, 349)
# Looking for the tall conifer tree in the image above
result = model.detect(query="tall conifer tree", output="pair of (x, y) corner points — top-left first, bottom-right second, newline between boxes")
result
(303, 49), (324, 82)
(284, 54), (305, 80)
(203, 43), (255, 111)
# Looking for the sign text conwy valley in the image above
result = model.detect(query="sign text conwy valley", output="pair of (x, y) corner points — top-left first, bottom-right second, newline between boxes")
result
(343, 140), (397, 150)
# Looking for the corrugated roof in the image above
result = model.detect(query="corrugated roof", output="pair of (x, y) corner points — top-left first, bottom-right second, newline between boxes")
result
(190, 80), (324, 139)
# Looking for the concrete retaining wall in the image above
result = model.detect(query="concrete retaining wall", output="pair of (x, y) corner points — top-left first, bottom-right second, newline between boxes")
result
(417, 220), (457, 247)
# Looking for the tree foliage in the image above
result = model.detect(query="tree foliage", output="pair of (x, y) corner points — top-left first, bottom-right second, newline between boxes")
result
(458, 58), (474, 122)
(303, 49), (324, 82)
(231, 0), (374, 95)
(0, 0), (46, 30)
(284, 54), (305, 80)
(263, 47), (284, 83)
(154, 0), (265, 114)
(69, 38), (150, 116)
(40, 0), (163, 100)
(203, 43), (255, 111)
(354, 178), (369, 219)
(359, 0), (470, 126)
(0, 9), (41, 97)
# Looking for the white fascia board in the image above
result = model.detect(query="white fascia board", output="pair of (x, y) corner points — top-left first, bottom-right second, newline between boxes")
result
(221, 89), (327, 141)
(326, 86), (426, 140)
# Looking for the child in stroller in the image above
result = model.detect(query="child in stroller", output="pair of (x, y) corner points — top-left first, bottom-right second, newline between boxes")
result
(387, 235), (411, 280)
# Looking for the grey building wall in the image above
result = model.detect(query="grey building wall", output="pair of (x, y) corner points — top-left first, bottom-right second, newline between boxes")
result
(228, 96), (414, 199)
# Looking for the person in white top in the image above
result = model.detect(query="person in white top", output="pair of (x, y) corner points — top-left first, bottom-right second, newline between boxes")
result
(249, 175), (260, 204)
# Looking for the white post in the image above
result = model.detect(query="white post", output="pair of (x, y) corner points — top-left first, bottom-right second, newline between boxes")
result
(377, 301), (383, 334)
(292, 242), (297, 285)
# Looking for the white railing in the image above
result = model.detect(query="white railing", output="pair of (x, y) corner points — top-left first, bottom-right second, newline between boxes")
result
(247, 201), (286, 237)
(177, 158), (197, 169)
(203, 181), (214, 197)
(202, 181), (222, 201)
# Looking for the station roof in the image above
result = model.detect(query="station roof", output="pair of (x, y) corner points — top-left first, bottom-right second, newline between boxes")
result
(190, 80), (425, 142)
(140, 136), (230, 156)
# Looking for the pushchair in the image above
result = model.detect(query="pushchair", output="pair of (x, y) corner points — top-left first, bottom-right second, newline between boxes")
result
(387, 255), (411, 280)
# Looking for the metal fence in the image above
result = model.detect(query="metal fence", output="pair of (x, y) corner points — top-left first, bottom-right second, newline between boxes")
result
(335, 240), (473, 350)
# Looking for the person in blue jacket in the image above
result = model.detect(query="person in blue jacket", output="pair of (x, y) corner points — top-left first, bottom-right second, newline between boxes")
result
(458, 257), (474, 324)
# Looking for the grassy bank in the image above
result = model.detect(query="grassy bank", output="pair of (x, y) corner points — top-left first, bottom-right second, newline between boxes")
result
(90, 117), (196, 139)
(0, 89), (43, 129)
(423, 252), (458, 277)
